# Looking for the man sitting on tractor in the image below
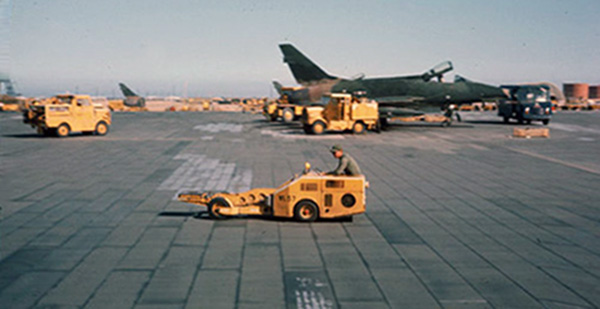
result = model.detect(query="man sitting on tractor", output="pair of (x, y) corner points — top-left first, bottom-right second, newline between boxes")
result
(327, 144), (362, 176)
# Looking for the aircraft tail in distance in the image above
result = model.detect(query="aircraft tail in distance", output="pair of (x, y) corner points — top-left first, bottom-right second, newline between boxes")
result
(119, 83), (138, 97)
(279, 43), (337, 85)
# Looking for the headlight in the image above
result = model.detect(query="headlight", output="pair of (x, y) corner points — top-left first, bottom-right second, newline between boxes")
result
(545, 107), (550, 114)
(525, 107), (530, 114)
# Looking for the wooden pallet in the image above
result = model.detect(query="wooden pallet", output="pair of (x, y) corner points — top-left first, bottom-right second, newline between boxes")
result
(513, 127), (550, 138)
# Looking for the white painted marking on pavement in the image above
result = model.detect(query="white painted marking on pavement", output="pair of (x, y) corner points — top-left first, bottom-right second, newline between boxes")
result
(261, 129), (344, 140)
(551, 123), (600, 135)
(507, 147), (600, 175)
(194, 123), (243, 133)
(158, 154), (252, 197)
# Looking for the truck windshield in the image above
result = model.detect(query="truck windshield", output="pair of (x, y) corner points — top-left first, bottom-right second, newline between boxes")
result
(57, 97), (71, 104)
(516, 87), (550, 103)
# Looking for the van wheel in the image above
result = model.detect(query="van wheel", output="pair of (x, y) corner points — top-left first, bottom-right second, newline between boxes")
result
(207, 197), (231, 220)
(282, 108), (294, 123)
(95, 121), (109, 136)
(56, 124), (70, 137)
(312, 121), (325, 135)
(294, 200), (318, 222)
(352, 122), (365, 134)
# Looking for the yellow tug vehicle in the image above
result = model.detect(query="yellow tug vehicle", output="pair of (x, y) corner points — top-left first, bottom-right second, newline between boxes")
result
(177, 163), (368, 222)
(23, 94), (111, 137)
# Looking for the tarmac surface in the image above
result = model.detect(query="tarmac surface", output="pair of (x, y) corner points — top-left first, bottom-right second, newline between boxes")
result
(1, 110), (599, 308)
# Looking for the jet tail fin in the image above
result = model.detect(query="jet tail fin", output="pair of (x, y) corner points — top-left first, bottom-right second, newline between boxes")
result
(279, 43), (337, 84)
(272, 81), (284, 96)
(119, 83), (138, 97)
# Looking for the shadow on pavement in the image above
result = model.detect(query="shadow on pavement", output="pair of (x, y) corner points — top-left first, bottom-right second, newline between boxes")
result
(183, 211), (354, 223)
(2, 133), (47, 139)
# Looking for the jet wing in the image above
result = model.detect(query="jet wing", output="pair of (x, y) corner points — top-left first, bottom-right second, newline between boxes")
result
(378, 106), (425, 117)
(374, 96), (426, 105)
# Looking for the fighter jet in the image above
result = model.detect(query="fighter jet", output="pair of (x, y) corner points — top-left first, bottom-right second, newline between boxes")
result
(118, 83), (146, 107)
(279, 43), (507, 117)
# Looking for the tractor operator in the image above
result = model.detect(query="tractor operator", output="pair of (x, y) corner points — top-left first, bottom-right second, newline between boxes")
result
(327, 144), (362, 176)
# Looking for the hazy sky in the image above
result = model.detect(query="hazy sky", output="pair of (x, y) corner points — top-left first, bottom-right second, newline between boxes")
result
(5, 0), (600, 97)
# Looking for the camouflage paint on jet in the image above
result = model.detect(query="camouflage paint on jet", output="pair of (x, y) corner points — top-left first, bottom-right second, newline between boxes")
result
(278, 43), (507, 116)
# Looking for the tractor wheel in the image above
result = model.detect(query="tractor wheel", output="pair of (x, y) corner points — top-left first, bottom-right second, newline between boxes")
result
(311, 121), (325, 135)
(352, 122), (365, 134)
(294, 200), (319, 222)
(95, 121), (109, 136)
(282, 108), (294, 123)
(56, 124), (70, 137)
(207, 197), (230, 220)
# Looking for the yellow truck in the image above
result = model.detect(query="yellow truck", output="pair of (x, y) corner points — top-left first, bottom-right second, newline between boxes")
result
(301, 93), (379, 134)
(264, 101), (304, 122)
(23, 94), (112, 137)
(178, 163), (367, 222)
(264, 86), (308, 122)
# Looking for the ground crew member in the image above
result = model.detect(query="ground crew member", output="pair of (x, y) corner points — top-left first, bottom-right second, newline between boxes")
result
(327, 144), (362, 176)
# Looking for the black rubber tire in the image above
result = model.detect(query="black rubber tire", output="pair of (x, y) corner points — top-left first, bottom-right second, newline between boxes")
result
(542, 119), (549, 125)
(379, 118), (389, 130)
(526, 120), (532, 125)
(352, 122), (365, 134)
(303, 125), (312, 134)
(56, 123), (70, 137)
(207, 197), (230, 220)
(294, 200), (319, 222)
(95, 121), (109, 135)
(503, 116), (510, 124)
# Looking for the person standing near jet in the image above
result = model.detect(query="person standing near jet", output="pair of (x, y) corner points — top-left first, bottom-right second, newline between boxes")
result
(327, 145), (362, 176)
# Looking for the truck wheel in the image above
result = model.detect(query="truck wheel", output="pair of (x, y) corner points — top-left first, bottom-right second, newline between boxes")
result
(526, 120), (531, 125)
(95, 121), (109, 136)
(542, 119), (549, 125)
(352, 122), (365, 134)
(56, 124), (70, 137)
(282, 108), (294, 123)
(207, 197), (230, 220)
(311, 121), (325, 135)
(294, 200), (318, 222)
(503, 116), (509, 124)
